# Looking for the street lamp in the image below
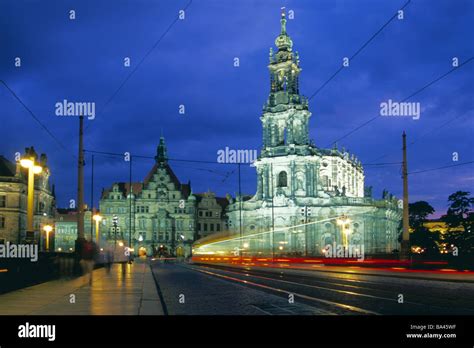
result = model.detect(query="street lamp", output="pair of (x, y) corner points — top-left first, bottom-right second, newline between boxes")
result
(336, 215), (352, 248)
(43, 224), (53, 251)
(93, 214), (103, 246)
(20, 154), (42, 241)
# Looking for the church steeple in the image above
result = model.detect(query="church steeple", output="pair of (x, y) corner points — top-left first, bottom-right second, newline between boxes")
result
(261, 9), (311, 153)
(155, 136), (168, 164)
(266, 8), (306, 107)
(275, 8), (292, 52)
(280, 8), (287, 34)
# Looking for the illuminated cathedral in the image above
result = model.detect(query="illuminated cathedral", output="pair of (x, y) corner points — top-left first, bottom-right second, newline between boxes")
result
(225, 11), (402, 256)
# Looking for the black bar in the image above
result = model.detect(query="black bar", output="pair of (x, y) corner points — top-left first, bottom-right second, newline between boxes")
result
(0, 315), (472, 346)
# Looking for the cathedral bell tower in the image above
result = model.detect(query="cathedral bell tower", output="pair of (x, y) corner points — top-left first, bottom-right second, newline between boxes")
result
(254, 9), (318, 202)
(261, 9), (311, 154)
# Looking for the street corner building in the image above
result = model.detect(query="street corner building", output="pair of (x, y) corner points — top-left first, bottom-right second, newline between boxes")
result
(225, 11), (403, 256)
(0, 147), (55, 245)
(99, 137), (227, 257)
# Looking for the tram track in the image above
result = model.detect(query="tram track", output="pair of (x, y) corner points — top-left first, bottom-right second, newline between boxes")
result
(186, 263), (474, 315)
(185, 264), (380, 315)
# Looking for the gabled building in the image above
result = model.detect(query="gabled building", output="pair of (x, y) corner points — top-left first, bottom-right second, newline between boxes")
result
(100, 137), (196, 257)
(195, 191), (228, 238)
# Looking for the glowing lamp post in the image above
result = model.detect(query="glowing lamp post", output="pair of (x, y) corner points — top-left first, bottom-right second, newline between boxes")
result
(336, 215), (352, 248)
(93, 214), (103, 246)
(43, 224), (53, 251)
(20, 156), (42, 241)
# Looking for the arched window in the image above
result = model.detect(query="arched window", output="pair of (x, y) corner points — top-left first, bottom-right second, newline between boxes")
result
(324, 236), (333, 246)
(278, 171), (287, 187)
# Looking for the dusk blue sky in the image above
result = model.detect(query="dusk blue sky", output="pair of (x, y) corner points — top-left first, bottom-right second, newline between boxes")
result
(1, 0), (473, 218)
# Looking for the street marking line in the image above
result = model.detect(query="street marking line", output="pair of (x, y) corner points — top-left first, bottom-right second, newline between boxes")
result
(250, 304), (274, 315)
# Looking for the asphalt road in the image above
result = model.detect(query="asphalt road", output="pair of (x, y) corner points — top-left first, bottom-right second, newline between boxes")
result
(150, 261), (474, 315)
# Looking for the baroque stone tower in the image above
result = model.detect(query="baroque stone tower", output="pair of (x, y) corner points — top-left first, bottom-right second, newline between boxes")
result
(263, 10), (311, 149)
(225, 10), (402, 256)
(256, 10), (321, 202)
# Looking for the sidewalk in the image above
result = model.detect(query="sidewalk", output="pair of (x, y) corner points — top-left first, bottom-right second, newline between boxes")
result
(0, 259), (164, 315)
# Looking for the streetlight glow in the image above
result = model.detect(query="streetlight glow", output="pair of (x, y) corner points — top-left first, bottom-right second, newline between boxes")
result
(43, 224), (53, 251)
(20, 158), (33, 168)
(93, 214), (103, 222)
(20, 152), (43, 240)
(336, 216), (351, 226)
(33, 165), (42, 174)
(93, 213), (102, 246)
(336, 215), (352, 248)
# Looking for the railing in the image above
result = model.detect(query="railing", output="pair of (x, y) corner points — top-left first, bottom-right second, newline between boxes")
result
(0, 252), (106, 294)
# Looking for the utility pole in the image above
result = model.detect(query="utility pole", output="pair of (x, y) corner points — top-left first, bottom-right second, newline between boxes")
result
(90, 154), (94, 241)
(238, 163), (242, 260)
(400, 131), (410, 260)
(76, 116), (85, 252)
(129, 155), (133, 263)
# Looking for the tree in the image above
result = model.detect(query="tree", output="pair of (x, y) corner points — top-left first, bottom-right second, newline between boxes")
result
(410, 229), (440, 256)
(442, 191), (474, 233)
(409, 201), (435, 230)
(441, 191), (474, 261)
(408, 201), (438, 255)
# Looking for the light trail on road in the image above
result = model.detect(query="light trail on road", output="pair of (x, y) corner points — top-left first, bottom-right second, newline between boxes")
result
(181, 263), (474, 315)
(186, 265), (380, 315)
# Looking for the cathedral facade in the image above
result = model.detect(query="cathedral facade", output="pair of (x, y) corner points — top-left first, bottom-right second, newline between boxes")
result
(226, 12), (402, 256)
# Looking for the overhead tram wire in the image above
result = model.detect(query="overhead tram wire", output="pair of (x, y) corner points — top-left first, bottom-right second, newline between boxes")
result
(83, 149), (234, 178)
(408, 161), (474, 175)
(0, 80), (67, 152)
(85, 149), (398, 177)
(171, 163), (230, 178)
(363, 161), (402, 169)
(308, 0), (411, 101)
(366, 110), (473, 164)
(325, 56), (474, 149)
(84, 149), (472, 184)
(363, 162), (402, 166)
(82, 0), (193, 134)
(84, 148), (252, 165)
